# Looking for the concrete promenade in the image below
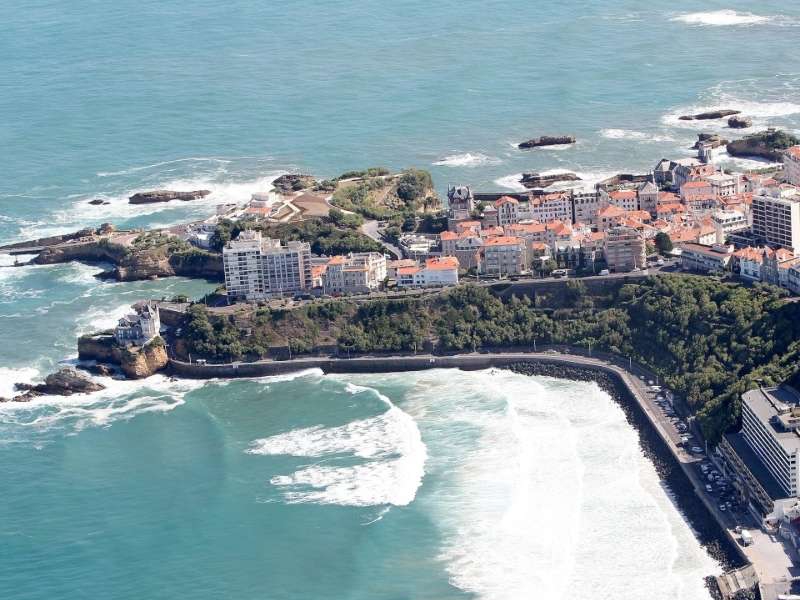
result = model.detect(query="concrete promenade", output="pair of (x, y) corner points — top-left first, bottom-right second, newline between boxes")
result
(170, 349), (795, 594)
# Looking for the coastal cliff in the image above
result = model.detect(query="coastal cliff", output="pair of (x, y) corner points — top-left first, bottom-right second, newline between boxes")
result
(726, 129), (800, 161)
(78, 334), (168, 378)
(34, 234), (223, 282)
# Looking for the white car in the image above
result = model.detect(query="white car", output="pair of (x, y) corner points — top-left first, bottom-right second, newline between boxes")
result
(691, 446), (704, 454)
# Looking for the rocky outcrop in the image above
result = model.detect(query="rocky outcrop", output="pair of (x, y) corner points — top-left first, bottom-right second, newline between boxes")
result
(128, 190), (211, 204)
(113, 249), (223, 282)
(88, 198), (110, 205)
(11, 367), (105, 401)
(272, 174), (317, 194)
(79, 334), (168, 379)
(118, 341), (169, 379)
(726, 129), (800, 162)
(693, 133), (728, 149)
(679, 109), (740, 121)
(728, 116), (752, 129)
(518, 135), (576, 149)
(35, 238), (129, 267)
(520, 172), (581, 188)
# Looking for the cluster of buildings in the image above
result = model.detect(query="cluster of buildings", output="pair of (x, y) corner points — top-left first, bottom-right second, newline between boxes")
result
(219, 144), (800, 300)
(222, 231), (459, 301)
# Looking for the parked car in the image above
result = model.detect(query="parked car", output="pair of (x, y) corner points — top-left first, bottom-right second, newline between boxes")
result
(691, 446), (704, 454)
(599, 269), (610, 276)
(705, 485), (713, 493)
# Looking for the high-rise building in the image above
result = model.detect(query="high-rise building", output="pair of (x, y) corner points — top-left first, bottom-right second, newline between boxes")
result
(223, 231), (312, 300)
(752, 194), (800, 251)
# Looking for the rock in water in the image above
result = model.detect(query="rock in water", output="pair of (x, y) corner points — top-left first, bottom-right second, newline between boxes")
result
(678, 109), (740, 121)
(43, 368), (105, 394)
(271, 174), (317, 194)
(518, 135), (576, 149)
(693, 133), (728, 149)
(520, 172), (581, 188)
(88, 198), (106, 205)
(728, 115), (753, 129)
(128, 190), (211, 204)
(13, 367), (105, 400)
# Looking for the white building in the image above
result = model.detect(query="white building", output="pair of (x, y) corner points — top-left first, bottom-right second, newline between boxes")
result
(480, 236), (527, 276)
(398, 233), (437, 259)
(522, 193), (573, 224)
(705, 172), (741, 198)
(495, 196), (520, 227)
(752, 194), (800, 252)
(784, 147), (800, 187)
(396, 257), (459, 288)
(741, 387), (800, 498)
(604, 226), (645, 272)
(679, 243), (733, 273)
(572, 190), (602, 224)
(712, 209), (748, 244)
(115, 302), (160, 345)
(322, 252), (387, 294)
(223, 231), (312, 300)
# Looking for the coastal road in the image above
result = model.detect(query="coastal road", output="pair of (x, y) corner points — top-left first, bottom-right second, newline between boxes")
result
(360, 220), (402, 259)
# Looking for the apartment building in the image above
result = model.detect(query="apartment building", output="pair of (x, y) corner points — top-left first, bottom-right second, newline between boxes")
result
(323, 252), (387, 294)
(784, 147), (800, 187)
(679, 243), (733, 273)
(572, 190), (602, 224)
(603, 226), (646, 272)
(752, 194), (800, 251)
(396, 257), (459, 288)
(712, 209), (749, 244)
(223, 231), (312, 300)
(480, 236), (528, 276)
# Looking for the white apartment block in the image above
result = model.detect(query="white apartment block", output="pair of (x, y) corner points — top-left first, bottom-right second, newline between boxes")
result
(741, 387), (800, 498)
(522, 193), (573, 223)
(784, 147), (800, 187)
(480, 236), (527, 276)
(495, 197), (520, 227)
(396, 257), (459, 288)
(752, 194), (800, 251)
(223, 231), (312, 300)
(712, 209), (748, 244)
(705, 172), (740, 197)
(323, 252), (387, 294)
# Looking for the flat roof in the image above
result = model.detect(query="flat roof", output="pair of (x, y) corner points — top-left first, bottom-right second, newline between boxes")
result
(743, 386), (800, 454)
(725, 431), (788, 501)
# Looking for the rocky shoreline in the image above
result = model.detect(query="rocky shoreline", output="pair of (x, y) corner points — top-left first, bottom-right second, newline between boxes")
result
(506, 361), (746, 571)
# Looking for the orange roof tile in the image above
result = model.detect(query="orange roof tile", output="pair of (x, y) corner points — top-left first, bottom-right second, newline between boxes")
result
(484, 236), (522, 246)
(425, 257), (459, 270)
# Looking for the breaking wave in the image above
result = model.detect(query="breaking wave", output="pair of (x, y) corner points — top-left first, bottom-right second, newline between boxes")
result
(433, 152), (501, 167)
(247, 381), (427, 507)
(670, 10), (773, 27)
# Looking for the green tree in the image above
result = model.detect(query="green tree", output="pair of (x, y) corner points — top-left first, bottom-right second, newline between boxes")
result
(655, 232), (673, 254)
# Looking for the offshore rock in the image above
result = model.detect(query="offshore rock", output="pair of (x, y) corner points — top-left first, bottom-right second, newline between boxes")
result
(679, 109), (740, 121)
(728, 115), (753, 129)
(271, 174), (317, 194)
(13, 367), (105, 400)
(128, 190), (211, 204)
(518, 135), (576, 149)
(520, 172), (581, 188)
(693, 133), (728, 149)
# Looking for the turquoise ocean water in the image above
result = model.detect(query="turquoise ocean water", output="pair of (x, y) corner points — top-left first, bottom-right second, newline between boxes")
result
(2, 1), (800, 597)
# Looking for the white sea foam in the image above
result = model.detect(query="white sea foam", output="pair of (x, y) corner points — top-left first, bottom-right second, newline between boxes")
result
(493, 173), (527, 192)
(0, 366), (40, 398)
(96, 157), (233, 178)
(600, 128), (675, 142)
(74, 302), (133, 337)
(433, 152), (501, 167)
(670, 10), (772, 27)
(248, 381), (427, 507)
(383, 369), (721, 600)
(663, 99), (800, 131)
(0, 374), (205, 432)
(11, 172), (285, 244)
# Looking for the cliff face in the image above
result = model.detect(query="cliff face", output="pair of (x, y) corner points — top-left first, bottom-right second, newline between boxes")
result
(35, 240), (128, 266)
(34, 238), (223, 282)
(78, 334), (168, 379)
(119, 342), (168, 379)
